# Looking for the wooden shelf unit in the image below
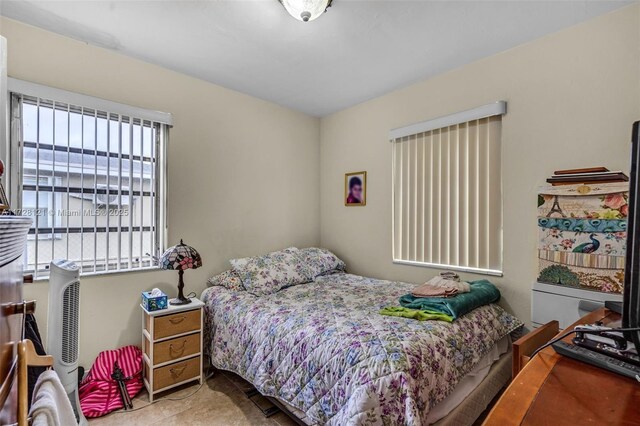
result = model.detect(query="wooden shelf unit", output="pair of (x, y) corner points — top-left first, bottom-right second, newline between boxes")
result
(141, 298), (204, 402)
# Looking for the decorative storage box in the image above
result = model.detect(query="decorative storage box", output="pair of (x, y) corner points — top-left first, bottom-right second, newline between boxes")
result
(537, 182), (628, 294)
(141, 290), (168, 312)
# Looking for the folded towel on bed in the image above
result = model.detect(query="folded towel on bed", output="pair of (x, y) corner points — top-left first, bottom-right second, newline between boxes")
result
(411, 277), (470, 298)
(379, 306), (454, 322)
(399, 280), (500, 320)
(411, 284), (457, 298)
(439, 271), (461, 282)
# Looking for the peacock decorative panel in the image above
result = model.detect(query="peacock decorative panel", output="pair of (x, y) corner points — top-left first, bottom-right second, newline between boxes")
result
(537, 183), (628, 294)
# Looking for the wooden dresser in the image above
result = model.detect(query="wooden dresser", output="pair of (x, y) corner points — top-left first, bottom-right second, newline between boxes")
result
(484, 308), (640, 425)
(141, 298), (204, 401)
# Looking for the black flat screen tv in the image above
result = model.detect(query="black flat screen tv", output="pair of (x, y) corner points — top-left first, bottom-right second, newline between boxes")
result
(623, 120), (640, 353)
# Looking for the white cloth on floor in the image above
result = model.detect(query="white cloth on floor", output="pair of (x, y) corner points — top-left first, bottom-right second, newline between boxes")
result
(30, 370), (78, 426)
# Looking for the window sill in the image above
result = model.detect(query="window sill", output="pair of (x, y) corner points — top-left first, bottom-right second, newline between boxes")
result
(392, 259), (503, 277)
(28, 265), (162, 282)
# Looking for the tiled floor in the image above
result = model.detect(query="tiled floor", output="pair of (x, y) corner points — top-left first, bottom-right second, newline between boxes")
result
(87, 370), (500, 426)
(88, 372), (298, 426)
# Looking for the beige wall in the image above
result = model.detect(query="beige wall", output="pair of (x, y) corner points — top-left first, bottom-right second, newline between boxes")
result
(320, 5), (640, 325)
(0, 18), (321, 367)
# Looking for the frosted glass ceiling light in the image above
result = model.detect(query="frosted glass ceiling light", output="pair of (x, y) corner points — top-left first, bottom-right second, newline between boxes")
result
(279, 0), (333, 22)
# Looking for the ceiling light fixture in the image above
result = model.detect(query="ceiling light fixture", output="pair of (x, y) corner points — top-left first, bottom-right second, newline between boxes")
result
(279, 0), (333, 22)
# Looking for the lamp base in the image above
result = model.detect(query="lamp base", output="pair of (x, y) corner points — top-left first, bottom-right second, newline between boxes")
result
(169, 296), (192, 306)
(170, 269), (191, 305)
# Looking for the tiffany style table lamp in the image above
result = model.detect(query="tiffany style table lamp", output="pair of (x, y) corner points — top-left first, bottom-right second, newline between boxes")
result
(159, 239), (202, 305)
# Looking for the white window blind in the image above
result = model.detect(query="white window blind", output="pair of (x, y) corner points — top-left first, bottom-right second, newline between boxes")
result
(9, 81), (170, 279)
(391, 102), (505, 276)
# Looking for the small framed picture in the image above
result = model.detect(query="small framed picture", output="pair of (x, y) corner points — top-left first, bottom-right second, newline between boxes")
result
(345, 171), (367, 206)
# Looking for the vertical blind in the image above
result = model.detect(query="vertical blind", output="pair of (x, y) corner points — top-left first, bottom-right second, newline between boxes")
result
(10, 90), (169, 279)
(391, 103), (505, 275)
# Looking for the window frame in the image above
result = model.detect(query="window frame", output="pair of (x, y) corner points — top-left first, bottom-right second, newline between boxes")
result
(6, 79), (170, 280)
(389, 102), (506, 277)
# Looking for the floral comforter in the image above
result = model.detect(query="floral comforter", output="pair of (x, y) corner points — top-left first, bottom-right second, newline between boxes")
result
(202, 273), (522, 425)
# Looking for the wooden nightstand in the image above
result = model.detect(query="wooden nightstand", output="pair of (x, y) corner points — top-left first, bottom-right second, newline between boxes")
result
(141, 297), (205, 402)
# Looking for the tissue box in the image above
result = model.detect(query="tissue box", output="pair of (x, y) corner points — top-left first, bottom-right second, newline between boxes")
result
(142, 290), (168, 312)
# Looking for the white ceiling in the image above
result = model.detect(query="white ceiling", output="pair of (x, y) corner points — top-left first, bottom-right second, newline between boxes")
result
(0, 1), (632, 116)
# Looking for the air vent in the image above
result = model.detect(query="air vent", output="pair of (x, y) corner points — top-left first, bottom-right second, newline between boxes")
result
(61, 281), (80, 363)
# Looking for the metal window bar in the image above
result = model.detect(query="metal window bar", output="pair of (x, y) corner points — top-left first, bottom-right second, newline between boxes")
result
(12, 94), (166, 278)
(66, 103), (71, 259)
(117, 114), (123, 271)
(151, 123), (157, 261)
(21, 185), (153, 197)
(128, 116), (134, 269)
(139, 121), (144, 268)
(105, 114), (111, 272)
(51, 101), (56, 262)
(21, 141), (154, 163)
(28, 226), (153, 234)
(93, 110), (98, 273)
(35, 97), (41, 277)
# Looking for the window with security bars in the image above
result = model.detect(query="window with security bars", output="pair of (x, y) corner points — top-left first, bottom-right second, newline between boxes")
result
(391, 102), (505, 276)
(10, 86), (169, 279)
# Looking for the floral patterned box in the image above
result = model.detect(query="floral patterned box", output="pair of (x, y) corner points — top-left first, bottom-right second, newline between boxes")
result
(141, 290), (168, 312)
(537, 183), (628, 293)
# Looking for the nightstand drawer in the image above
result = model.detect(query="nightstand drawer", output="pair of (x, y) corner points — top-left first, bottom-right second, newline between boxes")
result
(153, 333), (200, 364)
(153, 356), (200, 391)
(154, 309), (201, 339)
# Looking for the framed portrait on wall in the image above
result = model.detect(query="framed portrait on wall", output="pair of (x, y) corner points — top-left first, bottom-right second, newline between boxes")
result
(345, 171), (367, 206)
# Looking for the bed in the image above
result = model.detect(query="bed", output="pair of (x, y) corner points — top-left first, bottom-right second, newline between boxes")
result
(201, 270), (522, 425)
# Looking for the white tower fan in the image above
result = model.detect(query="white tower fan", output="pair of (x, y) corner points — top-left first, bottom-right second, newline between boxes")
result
(47, 259), (87, 425)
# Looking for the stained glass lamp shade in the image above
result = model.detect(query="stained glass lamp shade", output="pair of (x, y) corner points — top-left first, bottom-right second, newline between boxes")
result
(159, 239), (202, 305)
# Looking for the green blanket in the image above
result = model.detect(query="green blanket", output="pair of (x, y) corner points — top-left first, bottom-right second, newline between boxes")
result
(399, 280), (500, 319)
(379, 306), (454, 322)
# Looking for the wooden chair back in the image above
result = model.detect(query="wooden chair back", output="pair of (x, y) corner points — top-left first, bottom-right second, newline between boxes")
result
(512, 320), (559, 378)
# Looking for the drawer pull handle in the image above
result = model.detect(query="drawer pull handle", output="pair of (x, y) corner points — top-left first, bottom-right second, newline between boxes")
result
(169, 316), (186, 324)
(169, 365), (187, 377)
(169, 340), (187, 355)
